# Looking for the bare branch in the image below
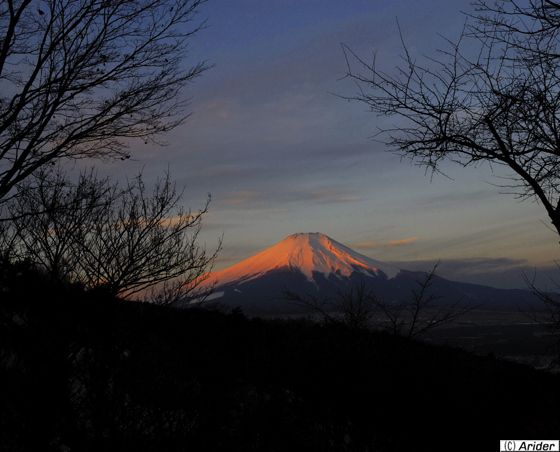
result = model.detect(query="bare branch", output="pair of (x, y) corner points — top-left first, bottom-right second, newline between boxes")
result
(342, 0), (560, 234)
(0, 167), (220, 304)
(0, 0), (210, 201)
(283, 263), (478, 338)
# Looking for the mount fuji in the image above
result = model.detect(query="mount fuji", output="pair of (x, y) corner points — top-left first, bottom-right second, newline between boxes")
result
(201, 232), (537, 314)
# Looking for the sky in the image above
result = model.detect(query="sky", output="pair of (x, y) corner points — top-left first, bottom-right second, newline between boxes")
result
(100, 0), (560, 290)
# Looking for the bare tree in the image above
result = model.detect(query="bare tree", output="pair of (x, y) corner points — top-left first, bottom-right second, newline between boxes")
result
(0, 0), (209, 202)
(78, 170), (220, 302)
(2, 167), (119, 283)
(1, 167), (220, 305)
(330, 279), (378, 330)
(523, 272), (560, 322)
(521, 269), (560, 366)
(284, 263), (474, 338)
(283, 288), (340, 325)
(372, 264), (476, 340)
(342, 0), (560, 236)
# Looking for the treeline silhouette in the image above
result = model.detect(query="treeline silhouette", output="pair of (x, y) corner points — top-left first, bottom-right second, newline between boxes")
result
(1, 260), (559, 452)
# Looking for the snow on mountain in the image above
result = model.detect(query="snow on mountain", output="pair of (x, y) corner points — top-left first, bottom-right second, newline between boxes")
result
(204, 232), (400, 288)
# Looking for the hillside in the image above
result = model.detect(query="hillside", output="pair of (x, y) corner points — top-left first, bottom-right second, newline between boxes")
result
(1, 265), (559, 451)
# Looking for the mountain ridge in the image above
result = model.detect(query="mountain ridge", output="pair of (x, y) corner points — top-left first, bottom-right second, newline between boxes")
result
(200, 232), (538, 313)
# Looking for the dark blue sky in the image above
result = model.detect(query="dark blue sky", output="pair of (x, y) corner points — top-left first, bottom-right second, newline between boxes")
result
(104, 0), (559, 289)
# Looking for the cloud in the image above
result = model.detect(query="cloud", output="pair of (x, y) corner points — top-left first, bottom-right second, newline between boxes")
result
(353, 237), (420, 248)
(218, 191), (261, 206)
(386, 257), (560, 290)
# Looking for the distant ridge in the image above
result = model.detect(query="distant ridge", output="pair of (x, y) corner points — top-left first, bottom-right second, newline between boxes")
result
(200, 233), (538, 313)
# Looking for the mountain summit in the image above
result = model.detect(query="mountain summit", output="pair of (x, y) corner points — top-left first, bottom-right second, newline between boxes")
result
(205, 232), (399, 288)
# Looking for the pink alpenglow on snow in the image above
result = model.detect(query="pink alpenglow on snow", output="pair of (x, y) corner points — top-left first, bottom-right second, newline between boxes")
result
(203, 232), (400, 288)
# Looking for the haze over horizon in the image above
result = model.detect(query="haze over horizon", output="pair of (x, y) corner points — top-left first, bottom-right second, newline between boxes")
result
(96, 0), (559, 290)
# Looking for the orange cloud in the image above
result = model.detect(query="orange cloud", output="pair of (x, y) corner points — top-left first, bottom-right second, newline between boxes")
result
(353, 237), (419, 248)
(218, 191), (259, 206)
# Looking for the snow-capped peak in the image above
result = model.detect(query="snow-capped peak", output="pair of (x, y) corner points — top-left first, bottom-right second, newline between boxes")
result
(204, 232), (400, 287)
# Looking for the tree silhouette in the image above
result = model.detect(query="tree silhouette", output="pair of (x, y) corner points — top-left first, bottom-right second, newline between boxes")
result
(0, 0), (209, 202)
(1, 167), (220, 304)
(342, 0), (560, 236)
(284, 263), (474, 337)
